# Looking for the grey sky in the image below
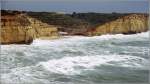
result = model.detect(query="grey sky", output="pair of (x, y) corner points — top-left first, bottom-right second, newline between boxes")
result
(2, 0), (149, 1)
(1, 0), (149, 13)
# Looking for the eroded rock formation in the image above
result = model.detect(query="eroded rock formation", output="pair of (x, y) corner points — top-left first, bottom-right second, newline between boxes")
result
(0, 10), (149, 44)
(88, 14), (149, 36)
(0, 12), (59, 44)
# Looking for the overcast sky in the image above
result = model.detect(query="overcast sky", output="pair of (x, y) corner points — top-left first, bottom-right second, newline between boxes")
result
(1, 0), (149, 13)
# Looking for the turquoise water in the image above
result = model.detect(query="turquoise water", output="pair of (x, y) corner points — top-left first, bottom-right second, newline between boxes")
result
(1, 32), (149, 84)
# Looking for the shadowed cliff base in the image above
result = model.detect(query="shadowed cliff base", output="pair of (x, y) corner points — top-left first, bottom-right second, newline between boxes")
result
(0, 10), (149, 44)
(1, 38), (33, 45)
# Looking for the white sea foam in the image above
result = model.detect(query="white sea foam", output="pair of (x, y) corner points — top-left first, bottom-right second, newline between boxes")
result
(1, 32), (149, 83)
(1, 54), (149, 84)
(31, 31), (149, 46)
(39, 55), (149, 75)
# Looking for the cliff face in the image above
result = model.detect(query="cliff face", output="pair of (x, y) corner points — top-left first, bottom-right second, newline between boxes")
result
(1, 10), (149, 44)
(27, 16), (59, 39)
(88, 14), (149, 36)
(0, 13), (59, 44)
(27, 12), (90, 35)
(27, 12), (149, 36)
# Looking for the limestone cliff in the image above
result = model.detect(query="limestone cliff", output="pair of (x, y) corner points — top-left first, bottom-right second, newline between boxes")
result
(1, 11), (149, 44)
(88, 14), (149, 36)
(0, 12), (59, 44)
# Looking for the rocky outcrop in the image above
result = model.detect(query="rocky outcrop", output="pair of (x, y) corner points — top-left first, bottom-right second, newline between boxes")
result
(26, 12), (149, 36)
(27, 12), (90, 35)
(27, 16), (59, 39)
(0, 12), (59, 44)
(1, 10), (149, 44)
(88, 14), (149, 36)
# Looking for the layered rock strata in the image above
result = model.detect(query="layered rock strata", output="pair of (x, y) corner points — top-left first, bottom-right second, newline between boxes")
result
(88, 14), (149, 36)
(0, 13), (58, 44)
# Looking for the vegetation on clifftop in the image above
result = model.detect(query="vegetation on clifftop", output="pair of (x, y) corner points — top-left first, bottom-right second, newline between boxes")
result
(27, 12), (132, 27)
(26, 11), (133, 34)
(27, 12), (89, 28)
(1, 10), (149, 35)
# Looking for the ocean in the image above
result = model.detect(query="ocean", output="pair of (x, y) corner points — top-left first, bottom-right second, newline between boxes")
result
(1, 32), (149, 84)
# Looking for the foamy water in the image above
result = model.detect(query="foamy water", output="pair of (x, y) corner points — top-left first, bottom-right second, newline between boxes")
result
(1, 32), (149, 84)
(39, 55), (149, 75)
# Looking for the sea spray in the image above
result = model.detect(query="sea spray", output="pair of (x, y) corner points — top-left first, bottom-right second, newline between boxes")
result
(1, 32), (149, 83)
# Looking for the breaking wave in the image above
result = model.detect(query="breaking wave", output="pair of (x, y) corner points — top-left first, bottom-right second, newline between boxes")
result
(1, 31), (149, 84)
(39, 54), (149, 75)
